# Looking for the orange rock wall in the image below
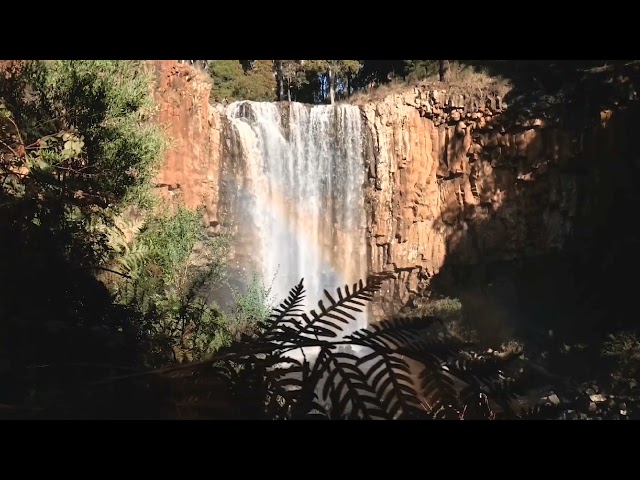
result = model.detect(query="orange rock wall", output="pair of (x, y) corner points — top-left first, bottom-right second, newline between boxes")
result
(149, 60), (222, 227)
(362, 86), (633, 318)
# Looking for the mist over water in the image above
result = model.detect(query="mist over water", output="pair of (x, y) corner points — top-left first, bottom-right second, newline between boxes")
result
(223, 101), (369, 330)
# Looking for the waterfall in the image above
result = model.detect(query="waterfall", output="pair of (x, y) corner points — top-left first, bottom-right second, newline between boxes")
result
(222, 101), (369, 329)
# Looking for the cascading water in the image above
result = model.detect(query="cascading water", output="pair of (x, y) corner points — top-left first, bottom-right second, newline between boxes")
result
(222, 101), (369, 330)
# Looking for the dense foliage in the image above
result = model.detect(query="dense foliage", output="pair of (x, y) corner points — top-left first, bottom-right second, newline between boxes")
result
(1, 61), (167, 384)
(202, 59), (635, 105)
(0, 61), (250, 407)
(208, 60), (277, 103)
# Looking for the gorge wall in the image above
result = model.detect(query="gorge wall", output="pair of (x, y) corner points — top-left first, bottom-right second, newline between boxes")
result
(363, 74), (640, 333)
(150, 60), (640, 333)
(150, 60), (222, 227)
(363, 88), (575, 318)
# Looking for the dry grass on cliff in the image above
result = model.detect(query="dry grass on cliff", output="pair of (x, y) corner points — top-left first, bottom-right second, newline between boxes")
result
(443, 63), (511, 96)
(174, 61), (213, 86)
(346, 78), (413, 106)
(347, 62), (512, 106)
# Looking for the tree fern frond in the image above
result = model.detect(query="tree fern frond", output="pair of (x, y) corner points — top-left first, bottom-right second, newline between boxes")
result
(319, 348), (389, 420)
(299, 314), (339, 339)
(357, 350), (426, 419)
(65, 271), (542, 421)
(263, 358), (305, 419)
(417, 355), (460, 416)
(260, 278), (306, 337)
(347, 316), (441, 350)
(449, 354), (511, 390)
(297, 275), (389, 340)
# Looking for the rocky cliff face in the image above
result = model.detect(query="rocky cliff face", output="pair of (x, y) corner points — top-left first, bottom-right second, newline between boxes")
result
(149, 60), (222, 227)
(149, 60), (640, 329)
(363, 78), (640, 320)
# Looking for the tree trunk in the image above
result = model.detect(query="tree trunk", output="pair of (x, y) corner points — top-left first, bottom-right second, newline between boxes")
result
(276, 61), (284, 101)
(439, 60), (451, 83)
(347, 75), (351, 96)
(287, 80), (291, 102)
(328, 67), (335, 105)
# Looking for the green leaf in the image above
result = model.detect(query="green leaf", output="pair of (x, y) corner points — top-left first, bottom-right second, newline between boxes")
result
(37, 158), (50, 171)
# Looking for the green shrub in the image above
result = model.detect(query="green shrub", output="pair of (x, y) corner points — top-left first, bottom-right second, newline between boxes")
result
(1, 60), (166, 270)
(412, 297), (477, 342)
(107, 204), (233, 364)
(223, 273), (276, 341)
(0, 61), (167, 376)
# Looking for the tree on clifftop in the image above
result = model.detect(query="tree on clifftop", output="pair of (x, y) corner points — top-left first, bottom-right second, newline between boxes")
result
(242, 60), (277, 101)
(278, 60), (309, 101)
(208, 60), (247, 102)
(208, 60), (276, 102)
(306, 60), (363, 104)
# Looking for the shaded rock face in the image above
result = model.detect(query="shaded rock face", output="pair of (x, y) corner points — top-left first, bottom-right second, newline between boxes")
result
(149, 60), (222, 227)
(363, 86), (640, 326)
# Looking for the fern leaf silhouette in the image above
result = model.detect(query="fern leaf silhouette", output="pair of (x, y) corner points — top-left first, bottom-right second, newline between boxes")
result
(357, 350), (427, 419)
(260, 278), (306, 341)
(317, 348), (389, 420)
(7, 272), (561, 420)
